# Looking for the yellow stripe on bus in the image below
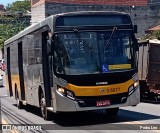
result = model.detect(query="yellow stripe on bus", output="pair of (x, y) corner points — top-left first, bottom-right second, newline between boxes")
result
(5, 74), (27, 96)
(65, 79), (134, 96)
(109, 64), (131, 70)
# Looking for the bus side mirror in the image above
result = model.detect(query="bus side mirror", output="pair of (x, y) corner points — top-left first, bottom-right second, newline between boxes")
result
(135, 38), (139, 51)
(134, 25), (137, 33)
(47, 38), (54, 55)
(136, 43), (139, 51)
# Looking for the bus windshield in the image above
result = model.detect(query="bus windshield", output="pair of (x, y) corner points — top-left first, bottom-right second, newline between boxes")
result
(53, 30), (135, 75)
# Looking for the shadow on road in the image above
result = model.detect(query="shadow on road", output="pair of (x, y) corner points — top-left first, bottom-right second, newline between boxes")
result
(13, 104), (160, 127)
(52, 109), (160, 127)
(13, 104), (42, 117)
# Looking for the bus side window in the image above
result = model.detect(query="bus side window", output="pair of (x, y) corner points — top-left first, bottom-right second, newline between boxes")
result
(53, 48), (64, 74)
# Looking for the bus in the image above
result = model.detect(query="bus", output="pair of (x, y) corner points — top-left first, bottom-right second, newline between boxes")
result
(4, 11), (140, 120)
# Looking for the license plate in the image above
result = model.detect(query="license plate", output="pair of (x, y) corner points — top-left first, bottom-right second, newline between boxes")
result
(96, 100), (111, 107)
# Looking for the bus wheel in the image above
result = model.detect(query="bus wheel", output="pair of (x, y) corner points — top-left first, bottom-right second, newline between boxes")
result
(105, 107), (119, 119)
(40, 93), (50, 120)
(15, 90), (23, 109)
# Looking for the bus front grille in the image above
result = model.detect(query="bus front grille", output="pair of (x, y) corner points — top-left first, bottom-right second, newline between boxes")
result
(75, 92), (128, 107)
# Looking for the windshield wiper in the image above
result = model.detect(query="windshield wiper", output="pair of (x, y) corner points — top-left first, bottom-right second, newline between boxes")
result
(104, 27), (117, 50)
(73, 28), (93, 51)
(73, 28), (102, 72)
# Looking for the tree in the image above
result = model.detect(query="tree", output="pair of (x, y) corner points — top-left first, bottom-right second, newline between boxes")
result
(0, 0), (31, 48)
(0, 17), (27, 48)
(6, 0), (31, 13)
(142, 30), (160, 40)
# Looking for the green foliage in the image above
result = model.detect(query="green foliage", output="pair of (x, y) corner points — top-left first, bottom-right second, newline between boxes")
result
(154, 31), (160, 40)
(0, 0), (31, 48)
(6, 0), (31, 12)
(142, 30), (160, 41)
(0, 17), (27, 48)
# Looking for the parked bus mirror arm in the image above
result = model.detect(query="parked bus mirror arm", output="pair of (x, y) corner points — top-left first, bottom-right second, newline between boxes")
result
(133, 25), (137, 33)
(134, 38), (139, 51)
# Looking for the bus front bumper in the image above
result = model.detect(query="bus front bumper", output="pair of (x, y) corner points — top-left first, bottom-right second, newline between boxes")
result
(54, 86), (140, 112)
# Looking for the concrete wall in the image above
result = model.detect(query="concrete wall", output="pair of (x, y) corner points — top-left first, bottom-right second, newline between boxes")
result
(31, 3), (45, 24)
(31, 1), (160, 38)
(31, 0), (148, 6)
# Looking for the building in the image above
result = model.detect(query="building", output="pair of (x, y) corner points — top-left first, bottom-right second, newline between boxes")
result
(0, 4), (4, 15)
(31, 0), (148, 24)
(0, 4), (4, 11)
(31, 0), (160, 37)
(147, 25), (160, 32)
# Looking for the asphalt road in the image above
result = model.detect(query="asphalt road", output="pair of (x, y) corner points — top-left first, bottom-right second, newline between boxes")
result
(0, 79), (160, 133)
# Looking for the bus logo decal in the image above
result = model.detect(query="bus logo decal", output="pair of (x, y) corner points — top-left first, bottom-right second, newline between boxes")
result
(100, 89), (105, 93)
(96, 82), (108, 85)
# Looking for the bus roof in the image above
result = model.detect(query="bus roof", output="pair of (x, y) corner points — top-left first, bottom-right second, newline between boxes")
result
(4, 11), (130, 46)
(4, 16), (53, 46)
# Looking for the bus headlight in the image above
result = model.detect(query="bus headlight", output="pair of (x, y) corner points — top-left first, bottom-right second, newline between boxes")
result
(133, 81), (139, 88)
(57, 87), (65, 94)
(66, 90), (75, 100)
(57, 86), (75, 100)
(129, 81), (139, 96)
(129, 86), (134, 95)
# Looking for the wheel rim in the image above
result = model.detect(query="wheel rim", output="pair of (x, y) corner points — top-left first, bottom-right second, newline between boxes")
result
(40, 97), (47, 119)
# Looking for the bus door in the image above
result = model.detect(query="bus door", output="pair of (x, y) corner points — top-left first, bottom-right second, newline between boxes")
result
(42, 31), (53, 107)
(18, 42), (25, 100)
(7, 47), (13, 97)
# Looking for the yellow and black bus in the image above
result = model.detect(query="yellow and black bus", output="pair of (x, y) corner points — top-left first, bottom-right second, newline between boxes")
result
(4, 11), (140, 120)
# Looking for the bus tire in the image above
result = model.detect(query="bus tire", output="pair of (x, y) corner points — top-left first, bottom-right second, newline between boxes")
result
(40, 93), (51, 120)
(105, 107), (119, 119)
(15, 90), (24, 109)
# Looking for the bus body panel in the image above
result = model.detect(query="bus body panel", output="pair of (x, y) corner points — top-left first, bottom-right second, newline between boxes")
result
(4, 11), (140, 113)
(54, 85), (140, 112)
(65, 79), (134, 96)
